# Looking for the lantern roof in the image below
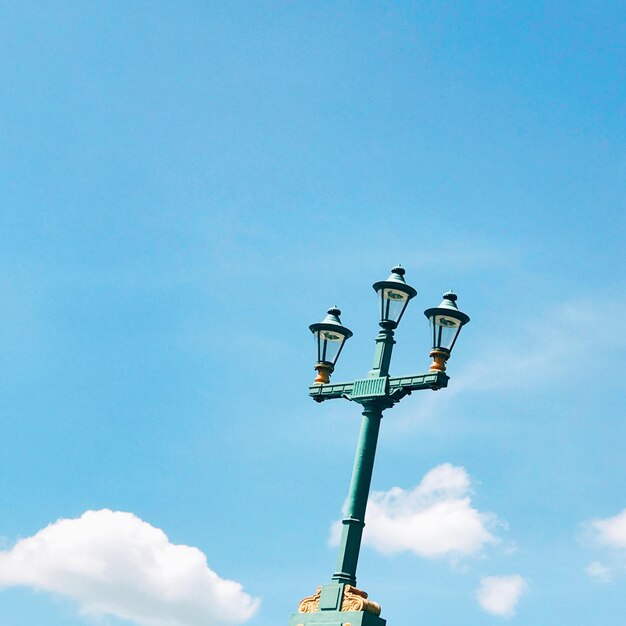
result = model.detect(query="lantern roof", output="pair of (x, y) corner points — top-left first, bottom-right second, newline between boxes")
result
(372, 265), (417, 299)
(309, 307), (353, 338)
(424, 291), (470, 326)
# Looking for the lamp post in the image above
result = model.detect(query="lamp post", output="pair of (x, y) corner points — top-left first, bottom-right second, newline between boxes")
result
(289, 266), (470, 626)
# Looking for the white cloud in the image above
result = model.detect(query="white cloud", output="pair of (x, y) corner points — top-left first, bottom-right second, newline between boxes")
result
(591, 509), (626, 549)
(476, 575), (527, 618)
(330, 464), (499, 560)
(584, 508), (626, 581)
(0, 510), (260, 626)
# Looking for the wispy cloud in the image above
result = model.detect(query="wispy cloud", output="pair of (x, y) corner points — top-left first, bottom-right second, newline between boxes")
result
(584, 508), (626, 582)
(330, 464), (499, 561)
(476, 575), (527, 617)
(454, 298), (626, 395)
(586, 561), (613, 583)
(0, 510), (260, 626)
(385, 295), (626, 436)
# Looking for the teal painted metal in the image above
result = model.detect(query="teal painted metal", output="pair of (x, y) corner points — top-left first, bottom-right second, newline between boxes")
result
(288, 607), (385, 626)
(333, 401), (386, 585)
(293, 268), (469, 626)
(319, 583), (343, 610)
(308, 371), (449, 402)
(351, 377), (387, 399)
(308, 380), (355, 401)
(329, 324), (399, 586)
(367, 327), (395, 378)
(388, 372), (446, 389)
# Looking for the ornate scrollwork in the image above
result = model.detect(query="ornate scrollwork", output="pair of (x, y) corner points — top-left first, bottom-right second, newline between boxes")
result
(340, 585), (381, 616)
(297, 587), (321, 613)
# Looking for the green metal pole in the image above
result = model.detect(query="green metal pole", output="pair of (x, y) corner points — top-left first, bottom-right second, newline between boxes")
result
(368, 326), (395, 378)
(332, 326), (395, 586)
(332, 401), (384, 586)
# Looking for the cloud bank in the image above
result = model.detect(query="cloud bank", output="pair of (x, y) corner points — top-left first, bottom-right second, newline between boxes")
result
(476, 575), (527, 617)
(331, 464), (498, 560)
(0, 509), (260, 626)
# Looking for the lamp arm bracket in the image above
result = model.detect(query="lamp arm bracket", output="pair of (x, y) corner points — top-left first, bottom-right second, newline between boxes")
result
(309, 381), (355, 402)
(387, 371), (449, 393)
(309, 370), (449, 403)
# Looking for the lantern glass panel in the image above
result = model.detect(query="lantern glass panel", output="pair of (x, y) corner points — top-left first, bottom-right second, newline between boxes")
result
(315, 328), (346, 364)
(430, 314), (462, 351)
(379, 287), (410, 324)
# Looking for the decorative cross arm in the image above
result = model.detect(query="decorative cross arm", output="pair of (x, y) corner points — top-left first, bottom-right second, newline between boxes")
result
(308, 370), (449, 403)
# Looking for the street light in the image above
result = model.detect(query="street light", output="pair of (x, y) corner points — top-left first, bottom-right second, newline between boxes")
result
(309, 307), (353, 385)
(289, 266), (470, 626)
(372, 265), (417, 328)
(424, 291), (470, 372)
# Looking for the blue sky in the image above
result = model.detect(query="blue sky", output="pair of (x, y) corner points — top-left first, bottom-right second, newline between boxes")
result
(0, 2), (624, 625)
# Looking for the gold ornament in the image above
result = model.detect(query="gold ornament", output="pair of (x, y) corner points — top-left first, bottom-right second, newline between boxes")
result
(297, 587), (321, 613)
(340, 585), (381, 616)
